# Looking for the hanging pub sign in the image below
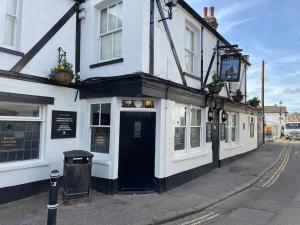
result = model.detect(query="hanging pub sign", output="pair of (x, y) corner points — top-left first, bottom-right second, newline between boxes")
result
(220, 54), (241, 82)
(51, 111), (77, 139)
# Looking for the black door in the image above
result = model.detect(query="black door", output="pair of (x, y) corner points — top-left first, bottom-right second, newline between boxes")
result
(212, 110), (220, 167)
(118, 112), (156, 191)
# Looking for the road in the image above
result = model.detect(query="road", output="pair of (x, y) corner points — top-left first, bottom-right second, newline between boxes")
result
(165, 143), (300, 225)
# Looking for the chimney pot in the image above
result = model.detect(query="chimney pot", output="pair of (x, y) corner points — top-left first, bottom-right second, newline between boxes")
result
(210, 6), (215, 17)
(203, 7), (208, 18)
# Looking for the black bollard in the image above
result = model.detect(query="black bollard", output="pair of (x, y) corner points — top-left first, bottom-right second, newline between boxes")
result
(47, 170), (60, 225)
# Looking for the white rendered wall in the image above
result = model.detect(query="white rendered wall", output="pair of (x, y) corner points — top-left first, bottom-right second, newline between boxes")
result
(0, 0), (76, 77)
(0, 77), (81, 188)
(220, 113), (258, 160)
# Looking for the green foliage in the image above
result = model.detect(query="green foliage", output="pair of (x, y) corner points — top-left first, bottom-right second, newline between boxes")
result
(50, 54), (74, 78)
(206, 74), (225, 88)
(234, 89), (243, 96)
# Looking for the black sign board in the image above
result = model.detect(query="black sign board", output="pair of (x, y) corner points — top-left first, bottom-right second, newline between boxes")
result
(51, 111), (77, 139)
(220, 54), (241, 82)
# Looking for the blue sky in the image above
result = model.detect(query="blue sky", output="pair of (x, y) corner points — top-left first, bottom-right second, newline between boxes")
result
(186, 0), (300, 112)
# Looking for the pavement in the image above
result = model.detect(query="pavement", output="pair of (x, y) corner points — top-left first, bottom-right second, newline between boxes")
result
(168, 142), (300, 225)
(0, 143), (285, 225)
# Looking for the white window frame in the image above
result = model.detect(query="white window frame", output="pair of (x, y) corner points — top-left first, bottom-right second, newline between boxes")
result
(2, 0), (22, 49)
(189, 106), (202, 149)
(184, 26), (195, 75)
(174, 104), (204, 154)
(98, 1), (123, 62)
(222, 112), (238, 145)
(0, 102), (45, 166)
(89, 102), (112, 155)
(250, 116), (255, 138)
(231, 114), (237, 143)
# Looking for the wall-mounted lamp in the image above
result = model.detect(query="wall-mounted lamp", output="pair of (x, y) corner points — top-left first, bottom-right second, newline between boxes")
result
(159, 0), (179, 22)
(208, 108), (214, 121)
(221, 110), (228, 122)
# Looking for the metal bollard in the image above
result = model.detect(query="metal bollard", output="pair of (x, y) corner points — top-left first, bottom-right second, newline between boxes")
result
(47, 170), (60, 225)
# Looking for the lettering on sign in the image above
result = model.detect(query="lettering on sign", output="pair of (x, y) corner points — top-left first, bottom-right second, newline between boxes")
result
(51, 111), (77, 139)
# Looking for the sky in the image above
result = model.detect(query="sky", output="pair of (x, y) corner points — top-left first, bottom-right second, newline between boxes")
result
(186, 0), (300, 112)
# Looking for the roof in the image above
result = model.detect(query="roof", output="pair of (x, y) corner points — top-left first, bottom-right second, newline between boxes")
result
(178, 0), (250, 65)
(265, 106), (288, 113)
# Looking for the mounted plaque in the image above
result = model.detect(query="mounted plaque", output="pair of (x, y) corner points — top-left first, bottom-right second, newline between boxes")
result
(51, 111), (77, 139)
(220, 54), (241, 82)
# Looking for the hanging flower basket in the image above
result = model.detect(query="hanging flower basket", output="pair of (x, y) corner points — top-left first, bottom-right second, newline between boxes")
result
(54, 69), (74, 85)
(248, 97), (260, 108)
(232, 95), (243, 103)
(207, 84), (224, 95)
(50, 47), (75, 85)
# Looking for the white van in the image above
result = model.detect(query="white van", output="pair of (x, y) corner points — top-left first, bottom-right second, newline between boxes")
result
(284, 122), (300, 140)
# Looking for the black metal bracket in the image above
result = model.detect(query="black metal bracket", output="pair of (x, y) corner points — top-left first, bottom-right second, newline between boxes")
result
(205, 94), (225, 111)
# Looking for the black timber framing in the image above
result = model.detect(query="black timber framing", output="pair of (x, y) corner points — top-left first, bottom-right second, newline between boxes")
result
(0, 91), (54, 105)
(75, 4), (81, 74)
(149, 0), (155, 75)
(156, 0), (187, 86)
(0, 69), (77, 88)
(10, 4), (78, 73)
(0, 47), (24, 57)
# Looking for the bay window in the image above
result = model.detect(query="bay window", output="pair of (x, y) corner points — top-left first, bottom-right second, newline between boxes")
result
(99, 2), (123, 61)
(3, 0), (20, 48)
(0, 103), (42, 163)
(184, 26), (195, 74)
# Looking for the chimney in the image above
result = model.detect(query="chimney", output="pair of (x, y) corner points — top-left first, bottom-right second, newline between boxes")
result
(203, 6), (218, 30)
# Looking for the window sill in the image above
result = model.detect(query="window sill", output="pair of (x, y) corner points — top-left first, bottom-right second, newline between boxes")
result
(173, 150), (209, 162)
(183, 72), (201, 81)
(93, 159), (111, 166)
(90, 58), (124, 69)
(0, 46), (24, 57)
(0, 159), (49, 172)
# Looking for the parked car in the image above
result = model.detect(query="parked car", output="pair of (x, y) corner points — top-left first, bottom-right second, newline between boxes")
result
(284, 122), (300, 140)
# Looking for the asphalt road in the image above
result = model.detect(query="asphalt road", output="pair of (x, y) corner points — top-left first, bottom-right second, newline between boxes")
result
(166, 143), (300, 225)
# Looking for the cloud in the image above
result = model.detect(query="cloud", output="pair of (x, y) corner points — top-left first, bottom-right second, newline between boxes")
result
(283, 87), (300, 94)
(216, 1), (257, 20)
(219, 17), (255, 33)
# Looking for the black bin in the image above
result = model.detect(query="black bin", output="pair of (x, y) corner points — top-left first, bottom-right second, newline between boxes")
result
(62, 150), (94, 201)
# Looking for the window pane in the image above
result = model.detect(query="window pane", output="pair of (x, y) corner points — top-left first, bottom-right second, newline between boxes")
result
(108, 4), (117, 31)
(225, 127), (228, 143)
(231, 128), (236, 142)
(113, 31), (122, 58)
(250, 123), (254, 137)
(117, 2), (122, 28)
(206, 122), (212, 142)
(191, 127), (200, 148)
(0, 121), (40, 163)
(174, 106), (186, 126)
(91, 127), (110, 154)
(174, 127), (185, 151)
(231, 115), (236, 127)
(190, 30), (195, 51)
(191, 108), (201, 126)
(100, 103), (111, 126)
(7, 0), (17, 15)
(0, 103), (39, 117)
(4, 15), (15, 46)
(90, 104), (100, 125)
(185, 50), (193, 74)
(101, 34), (113, 60)
(185, 28), (191, 50)
(100, 8), (108, 34)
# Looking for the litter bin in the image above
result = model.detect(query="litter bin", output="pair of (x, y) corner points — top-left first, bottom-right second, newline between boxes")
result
(62, 150), (94, 202)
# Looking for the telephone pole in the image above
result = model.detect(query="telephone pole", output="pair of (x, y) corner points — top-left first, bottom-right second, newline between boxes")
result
(262, 60), (265, 143)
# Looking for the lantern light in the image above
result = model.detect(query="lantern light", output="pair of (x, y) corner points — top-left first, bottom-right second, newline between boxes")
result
(208, 108), (214, 121)
(221, 110), (228, 122)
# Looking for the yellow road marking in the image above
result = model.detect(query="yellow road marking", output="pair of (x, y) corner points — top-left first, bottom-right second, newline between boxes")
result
(262, 145), (292, 188)
(265, 148), (292, 188)
(191, 213), (220, 225)
(181, 212), (217, 225)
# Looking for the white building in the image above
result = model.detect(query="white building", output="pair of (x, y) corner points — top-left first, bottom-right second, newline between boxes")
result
(265, 105), (288, 138)
(0, 0), (259, 203)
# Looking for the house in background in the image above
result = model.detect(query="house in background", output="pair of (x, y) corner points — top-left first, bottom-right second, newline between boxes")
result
(0, 0), (259, 204)
(265, 104), (288, 138)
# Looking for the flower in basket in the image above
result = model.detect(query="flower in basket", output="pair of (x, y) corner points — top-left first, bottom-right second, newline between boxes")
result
(50, 52), (74, 85)
(232, 89), (244, 102)
(206, 74), (225, 95)
(248, 97), (260, 108)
